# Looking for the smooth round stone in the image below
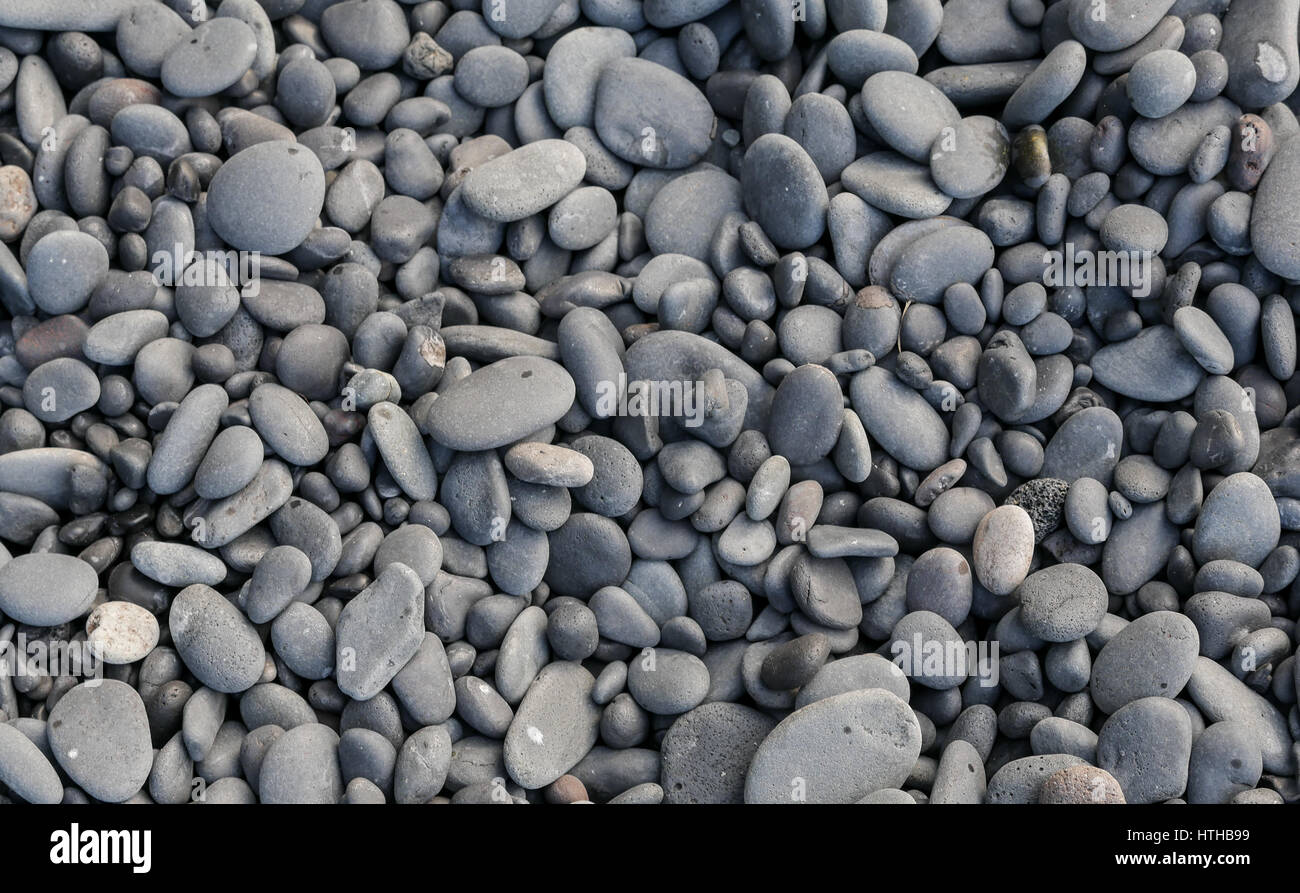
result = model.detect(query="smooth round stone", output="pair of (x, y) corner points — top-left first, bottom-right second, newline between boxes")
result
(23, 357), (100, 423)
(0, 553), (98, 625)
(1041, 406), (1123, 485)
(321, 0), (410, 70)
(826, 29), (919, 87)
(86, 600), (160, 665)
(505, 443), (594, 488)
(461, 139), (587, 223)
(890, 225), (995, 304)
(790, 555), (862, 630)
(1097, 696), (1192, 804)
(248, 384), (329, 467)
(741, 133), (829, 249)
(1127, 49), (1197, 118)
(972, 505), (1035, 596)
(930, 739), (988, 804)
(1091, 326), (1205, 402)
(593, 57), (715, 170)
(861, 71), (960, 163)
(26, 230), (109, 314)
(1017, 563), (1106, 642)
(259, 723), (343, 804)
(108, 101), (192, 165)
(929, 116), (1010, 199)
(1099, 203), (1169, 255)
(1188, 656), (1292, 774)
(660, 702), (776, 804)
(84, 310), (170, 365)
(1192, 472), (1280, 568)
(132, 541), (227, 587)
(744, 689), (921, 803)
(1090, 610), (1199, 714)
(644, 169), (743, 260)
(503, 661), (601, 789)
(627, 648), (709, 715)
(170, 583), (267, 693)
(48, 680), (153, 803)
(206, 141), (326, 255)
(454, 46), (529, 108)
(160, 17), (258, 97)
(1102, 501), (1180, 595)
(767, 364), (844, 465)
(195, 425), (264, 500)
(0, 723), (63, 804)
(850, 367), (949, 472)
(424, 357), (576, 451)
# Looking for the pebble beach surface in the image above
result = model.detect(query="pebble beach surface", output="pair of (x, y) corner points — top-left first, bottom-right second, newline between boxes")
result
(0, 0), (1298, 807)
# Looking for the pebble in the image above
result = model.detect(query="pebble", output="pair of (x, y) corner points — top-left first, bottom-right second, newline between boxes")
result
(0, 552), (98, 625)
(744, 689), (921, 803)
(335, 563), (425, 701)
(170, 584), (267, 694)
(48, 680), (154, 803)
(206, 141), (326, 256)
(423, 357), (576, 450)
(972, 505), (1035, 596)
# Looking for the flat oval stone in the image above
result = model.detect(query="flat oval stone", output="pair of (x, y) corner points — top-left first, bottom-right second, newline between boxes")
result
(862, 71), (960, 163)
(890, 225), (995, 304)
(929, 115), (1010, 199)
(504, 661), (601, 789)
(368, 401), (438, 501)
(1091, 325), (1205, 402)
(1017, 563), (1107, 642)
(661, 702), (776, 804)
(258, 723), (343, 804)
(593, 57), (715, 169)
(86, 600), (160, 665)
(972, 505), (1035, 596)
(1192, 472), (1280, 568)
(767, 364), (844, 465)
(744, 689), (921, 803)
(0, 553), (98, 625)
(1102, 501), (1180, 595)
(132, 541), (227, 587)
(22, 357), (100, 423)
(424, 356), (576, 451)
(741, 133), (829, 249)
(850, 366), (949, 471)
(1090, 610), (1200, 714)
(170, 583), (267, 693)
(83, 309), (169, 365)
(195, 425), (264, 500)
(1127, 97), (1240, 175)
(248, 383), (329, 467)
(206, 141), (326, 255)
(1097, 696), (1192, 804)
(48, 680), (153, 803)
(1068, 0), (1176, 52)
(161, 17), (258, 97)
(1186, 656), (1294, 774)
(460, 139), (587, 223)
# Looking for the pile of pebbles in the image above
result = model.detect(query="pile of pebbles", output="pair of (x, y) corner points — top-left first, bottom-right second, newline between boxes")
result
(0, 0), (1298, 806)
